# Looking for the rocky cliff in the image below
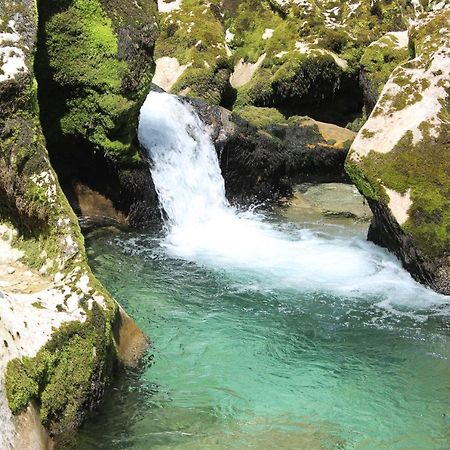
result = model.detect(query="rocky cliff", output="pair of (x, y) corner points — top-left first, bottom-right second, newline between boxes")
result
(36, 0), (159, 227)
(0, 0), (157, 446)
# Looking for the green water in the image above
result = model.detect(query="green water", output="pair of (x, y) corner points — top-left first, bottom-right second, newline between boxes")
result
(64, 219), (450, 450)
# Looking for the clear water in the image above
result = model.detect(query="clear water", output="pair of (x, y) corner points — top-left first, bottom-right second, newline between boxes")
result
(61, 92), (450, 449)
(63, 220), (450, 450)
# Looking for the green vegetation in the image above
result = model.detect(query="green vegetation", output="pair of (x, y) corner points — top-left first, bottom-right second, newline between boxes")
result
(5, 304), (117, 433)
(37, 0), (157, 164)
(360, 33), (409, 98)
(235, 106), (286, 128)
(357, 125), (450, 257)
(155, 0), (230, 104)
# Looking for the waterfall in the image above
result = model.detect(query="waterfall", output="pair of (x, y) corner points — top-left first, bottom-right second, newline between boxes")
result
(138, 91), (229, 229)
(138, 91), (446, 308)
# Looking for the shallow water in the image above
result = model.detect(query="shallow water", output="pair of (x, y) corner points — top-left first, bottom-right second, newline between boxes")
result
(60, 215), (450, 450)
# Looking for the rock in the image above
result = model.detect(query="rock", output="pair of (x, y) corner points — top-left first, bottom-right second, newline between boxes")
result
(0, 0), (154, 445)
(360, 31), (409, 112)
(154, 0), (425, 125)
(181, 95), (356, 203)
(279, 183), (372, 226)
(35, 0), (160, 228)
(345, 10), (450, 294)
(301, 183), (372, 221)
(6, 267), (15, 275)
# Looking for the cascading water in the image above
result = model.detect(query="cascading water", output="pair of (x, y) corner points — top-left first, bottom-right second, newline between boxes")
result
(138, 91), (444, 308)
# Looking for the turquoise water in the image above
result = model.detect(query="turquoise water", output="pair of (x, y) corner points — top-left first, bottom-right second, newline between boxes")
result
(63, 217), (450, 450)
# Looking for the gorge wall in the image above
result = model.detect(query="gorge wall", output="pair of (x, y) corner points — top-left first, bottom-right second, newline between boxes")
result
(346, 10), (450, 294)
(0, 0), (157, 446)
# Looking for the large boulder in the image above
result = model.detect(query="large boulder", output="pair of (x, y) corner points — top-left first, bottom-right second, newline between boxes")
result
(154, 0), (414, 125)
(0, 0), (149, 446)
(360, 31), (410, 112)
(182, 97), (355, 202)
(36, 0), (159, 227)
(154, 0), (233, 105)
(345, 10), (450, 294)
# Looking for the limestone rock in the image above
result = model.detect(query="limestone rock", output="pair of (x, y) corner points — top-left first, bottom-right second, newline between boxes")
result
(345, 10), (450, 294)
(36, 0), (160, 227)
(360, 31), (410, 112)
(0, 0), (151, 446)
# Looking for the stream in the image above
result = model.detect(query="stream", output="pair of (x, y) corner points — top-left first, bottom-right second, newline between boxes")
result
(62, 92), (450, 449)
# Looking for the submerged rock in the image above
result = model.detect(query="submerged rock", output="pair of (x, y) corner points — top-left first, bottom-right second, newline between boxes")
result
(279, 183), (372, 229)
(346, 10), (450, 294)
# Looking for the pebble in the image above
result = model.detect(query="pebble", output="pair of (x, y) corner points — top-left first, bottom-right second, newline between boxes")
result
(6, 267), (15, 275)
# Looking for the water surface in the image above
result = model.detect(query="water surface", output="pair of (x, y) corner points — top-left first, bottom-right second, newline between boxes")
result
(60, 217), (450, 450)
(62, 91), (450, 449)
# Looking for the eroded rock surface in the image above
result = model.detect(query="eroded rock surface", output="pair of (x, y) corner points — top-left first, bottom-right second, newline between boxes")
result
(36, 0), (160, 228)
(0, 0), (151, 446)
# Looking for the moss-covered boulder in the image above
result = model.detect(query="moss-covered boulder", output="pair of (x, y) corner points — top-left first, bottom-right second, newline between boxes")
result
(154, 0), (232, 105)
(182, 97), (355, 202)
(0, 0), (149, 445)
(36, 0), (159, 227)
(360, 31), (409, 112)
(154, 0), (419, 125)
(345, 10), (450, 294)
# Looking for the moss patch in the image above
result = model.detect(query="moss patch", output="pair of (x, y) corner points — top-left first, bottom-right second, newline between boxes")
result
(5, 303), (117, 434)
(360, 33), (409, 98)
(356, 125), (450, 258)
(36, 0), (157, 165)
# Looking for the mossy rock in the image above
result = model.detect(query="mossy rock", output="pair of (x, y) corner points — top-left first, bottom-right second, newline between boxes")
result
(155, 0), (230, 104)
(360, 31), (409, 111)
(36, 0), (158, 165)
(0, 0), (149, 442)
(346, 10), (450, 293)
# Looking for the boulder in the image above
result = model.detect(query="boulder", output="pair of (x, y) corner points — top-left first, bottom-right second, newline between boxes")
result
(182, 97), (356, 202)
(35, 0), (160, 227)
(360, 31), (409, 112)
(345, 10), (450, 294)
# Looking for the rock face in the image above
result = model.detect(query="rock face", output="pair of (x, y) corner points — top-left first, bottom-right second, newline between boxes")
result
(345, 10), (450, 294)
(36, 0), (159, 227)
(153, 0), (425, 126)
(360, 31), (409, 112)
(183, 96), (355, 202)
(0, 0), (152, 446)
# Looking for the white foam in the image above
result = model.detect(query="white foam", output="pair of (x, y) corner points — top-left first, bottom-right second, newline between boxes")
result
(138, 92), (449, 317)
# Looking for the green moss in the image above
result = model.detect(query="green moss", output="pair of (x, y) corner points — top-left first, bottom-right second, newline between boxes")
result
(357, 125), (450, 257)
(155, 0), (229, 103)
(360, 33), (409, 96)
(172, 59), (232, 105)
(235, 105), (286, 128)
(5, 303), (117, 432)
(344, 160), (383, 201)
(36, 0), (157, 165)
